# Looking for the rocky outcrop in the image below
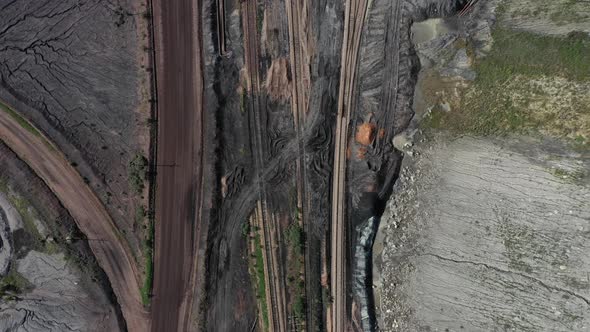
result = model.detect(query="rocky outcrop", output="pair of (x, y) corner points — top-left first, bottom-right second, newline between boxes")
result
(0, 142), (123, 331)
(1, 251), (120, 332)
(376, 136), (590, 331)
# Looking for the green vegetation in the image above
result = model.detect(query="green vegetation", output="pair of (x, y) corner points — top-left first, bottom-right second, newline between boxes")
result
(140, 205), (154, 306)
(550, 167), (587, 183)
(141, 245), (153, 306)
(129, 154), (148, 194)
(0, 270), (32, 300)
(286, 222), (304, 254)
(293, 292), (306, 319)
(252, 232), (270, 330)
(0, 101), (55, 150)
(0, 101), (42, 138)
(285, 218), (306, 323)
(241, 219), (250, 237)
(476, 28), (590, 83)
(499, 0), (590, 25)
(2, 188), (60, 254)
(136, 205), (146, 225)
(423, 28), (590, 147)
(256, 4), (265, 35)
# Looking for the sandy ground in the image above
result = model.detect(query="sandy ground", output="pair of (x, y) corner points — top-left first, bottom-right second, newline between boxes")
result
(0, 104), (148, 331)
(150, 0), (204, 330)
(374, 135), (590, 331)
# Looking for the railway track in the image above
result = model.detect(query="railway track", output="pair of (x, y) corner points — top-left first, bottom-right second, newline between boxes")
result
(377, 0), (403, 149)
(285, 0), (315, 330)
(241, 0), (288, 330)
(330, 0), (369, 330)
(215, 0), (226, 55)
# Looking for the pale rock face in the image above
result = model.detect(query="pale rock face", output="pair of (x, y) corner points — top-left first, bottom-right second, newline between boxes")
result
(0, 195), (121, 332)
(375, 136), (590, 331)
(0, 251), (119, 332)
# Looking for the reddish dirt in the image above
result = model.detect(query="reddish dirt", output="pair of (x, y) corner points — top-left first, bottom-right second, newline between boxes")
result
(151, 0), (204, 331)
(265, 57), (292, 101)
(0, 102), (148, 331)
(355, 122), (376, 146)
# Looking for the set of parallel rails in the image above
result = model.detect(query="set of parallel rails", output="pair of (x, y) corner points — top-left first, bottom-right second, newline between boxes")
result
(241, 0), (288, 331)
(285, 0), (315, 331)
(330, 0), (369, 330)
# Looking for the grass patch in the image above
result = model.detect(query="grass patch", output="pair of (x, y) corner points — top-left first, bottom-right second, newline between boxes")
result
(252, 232), (270, 330)
(0, 269), (33, 300)
(476, 28), (590, 83)
(285, 212), (306, 323)
(0, 102), (55, 150)
(140, 205), (154, 306)
(0, 102), (42, 138)
(549, 167), (587, 183)
(140, 246), (153, 306)
(499, 0), (590, 25)
(286, 222), (304, 254)
(135, 205), (146, 225)
(129, 154), (148, 194)
(422, 28), (590, 144)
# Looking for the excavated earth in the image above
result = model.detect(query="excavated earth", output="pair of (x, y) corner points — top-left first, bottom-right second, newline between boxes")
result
(376, 135), (590, 331)
(0, 0), (152, 260)
(0, 142), (124, 331)
(374, 0), (590, 331)
(202, 0), (478, 331)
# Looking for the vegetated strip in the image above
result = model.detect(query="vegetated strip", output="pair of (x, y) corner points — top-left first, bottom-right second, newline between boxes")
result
(242, 0), (288, 329)
(423, 27), (590, 147)
(140, 0), (160, 307)
(285, 0), (313, 329)
(0, 101), (53, 150)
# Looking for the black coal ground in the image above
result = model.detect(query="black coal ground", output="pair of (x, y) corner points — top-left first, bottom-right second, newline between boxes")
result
(202, 0), (476, 331)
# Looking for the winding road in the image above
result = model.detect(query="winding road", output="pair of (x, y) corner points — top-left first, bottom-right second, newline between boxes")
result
(0, 102), (148, 331)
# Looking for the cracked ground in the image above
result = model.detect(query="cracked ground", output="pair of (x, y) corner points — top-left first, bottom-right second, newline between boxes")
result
(0, 0), (151, 258)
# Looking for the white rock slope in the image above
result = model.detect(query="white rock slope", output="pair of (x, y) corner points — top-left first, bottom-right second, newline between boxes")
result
(375, 136), (590, 331)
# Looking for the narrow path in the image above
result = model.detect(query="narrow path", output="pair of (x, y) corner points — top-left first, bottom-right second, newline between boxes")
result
(0, 102), (148, 331)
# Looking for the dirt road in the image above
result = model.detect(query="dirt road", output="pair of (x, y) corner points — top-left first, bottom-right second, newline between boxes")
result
(0, 103), (148, 331)
(150, 0), (204, 331)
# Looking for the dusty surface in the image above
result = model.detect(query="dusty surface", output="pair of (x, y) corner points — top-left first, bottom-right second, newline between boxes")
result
(0, 141), (123, 331)
(0, 0), (152, 262)
(376, 135), (590, 331)
(498, 0), (590, 35)
(0, 107), (146, 330)
(150, 0), (205, 330)
(374, 1), (590, 331)
(1, 251), (120, 332)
